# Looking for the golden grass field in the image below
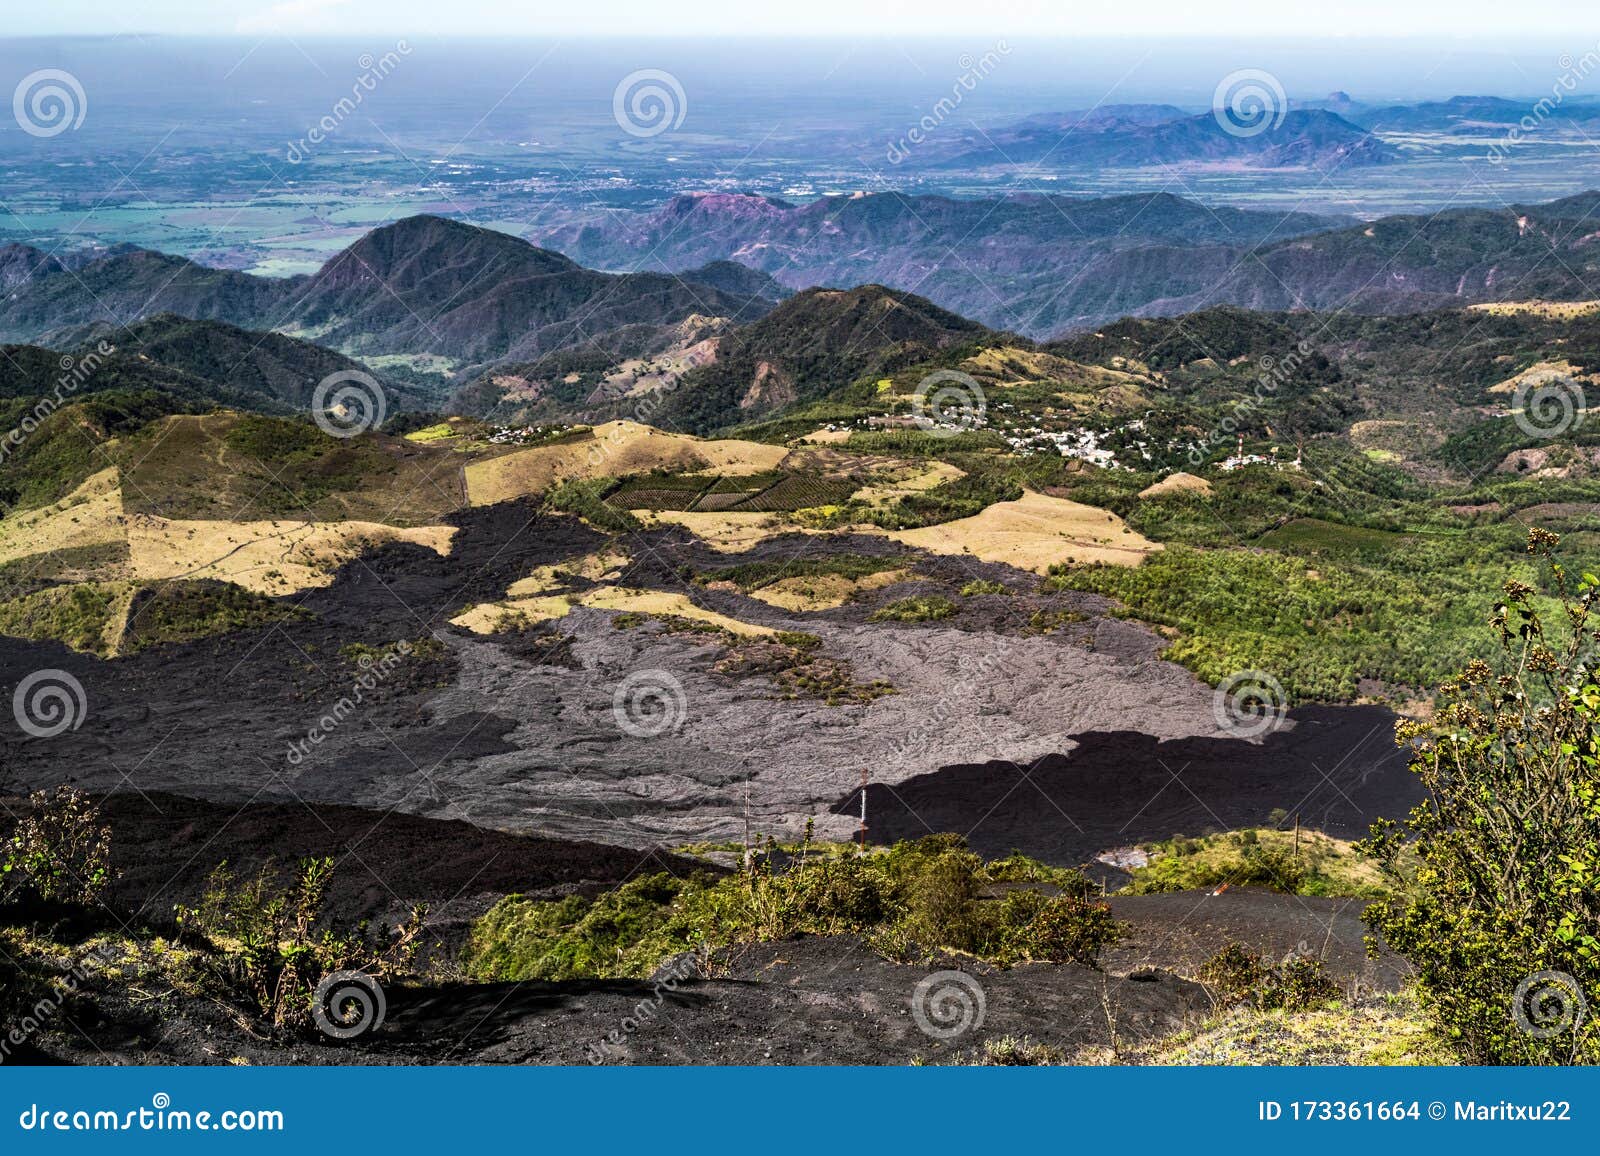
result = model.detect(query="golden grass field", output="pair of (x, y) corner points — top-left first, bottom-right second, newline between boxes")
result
(465, 421), (789, 506)
(1485, 359), (1591, 394)
(745, 569), (910, 612)
(126, 517), (457, 594)
(1469, 300), (1600, 320)
(887, 490), (1158, 574)
(451, 585), (774, 636)
(504, 549), (631, 598)
(1138, 472), (1214, 499)
(0, 468), (126, 567)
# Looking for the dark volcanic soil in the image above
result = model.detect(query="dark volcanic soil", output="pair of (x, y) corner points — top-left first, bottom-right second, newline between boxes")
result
(1, 501), (1424, 862)
(844, 705), (1421, 866)
(69, 792), (710, 928)
(32, 937), (1209, 1067)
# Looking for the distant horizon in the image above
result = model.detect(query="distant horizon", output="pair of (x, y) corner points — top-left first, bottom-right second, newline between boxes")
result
(5, 0), (1598, 39)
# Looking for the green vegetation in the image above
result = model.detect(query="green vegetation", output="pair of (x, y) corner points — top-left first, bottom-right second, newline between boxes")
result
(3, 787), (115, 909)
(545, 477), (642, 533)
(0, 583), (123, 654)
(175, 858), (425, 1029)
(1362, 531), (1600, 1065)
(220, 415), (393, 512)
(695, 553), (906, 592)
(959, 579), (1007, 596)
(869, 595), (958, 623)
(1124, 828), (1387, 898)
(463, 835), (1121, 981)
(0, 392), (192, 513)
(1047, 542), (1540, 701)
(0, 579), (302, 656)
(1196, 944), (1340, 1012)
(122, 581), (306, 653)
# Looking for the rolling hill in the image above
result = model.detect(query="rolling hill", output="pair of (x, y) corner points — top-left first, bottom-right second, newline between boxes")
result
(540, 190), (1600, 337)
(0, 218), (782, 375)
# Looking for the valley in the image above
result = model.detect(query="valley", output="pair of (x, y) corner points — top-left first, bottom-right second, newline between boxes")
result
(4, 51), (1600, 1071)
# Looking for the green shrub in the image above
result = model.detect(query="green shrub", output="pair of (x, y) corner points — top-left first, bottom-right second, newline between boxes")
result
(2, 787), (115, 908)
(464, 836), (1122, 981)
(1197, 943), (1338, 1012)
(869, 595), (957, 623)
(175, 858), (424, 1029)
(1361, 530), (1600, 1064)
(959, 579), (1007, 597)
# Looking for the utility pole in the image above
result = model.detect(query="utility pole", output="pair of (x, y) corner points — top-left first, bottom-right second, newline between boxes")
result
(858, 768), (869, 856)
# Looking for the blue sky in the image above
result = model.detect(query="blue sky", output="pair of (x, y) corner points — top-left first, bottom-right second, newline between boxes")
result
(6, 0), (1596, 39)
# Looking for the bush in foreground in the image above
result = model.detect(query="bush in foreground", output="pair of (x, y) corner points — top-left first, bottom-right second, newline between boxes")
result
(1361, 530), (1600, 1065)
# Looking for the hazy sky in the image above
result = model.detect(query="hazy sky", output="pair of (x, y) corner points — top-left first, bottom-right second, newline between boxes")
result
(7, 0), (1598, 39)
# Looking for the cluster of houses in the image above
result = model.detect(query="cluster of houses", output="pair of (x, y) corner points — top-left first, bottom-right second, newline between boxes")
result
(483, 423), (573, 446)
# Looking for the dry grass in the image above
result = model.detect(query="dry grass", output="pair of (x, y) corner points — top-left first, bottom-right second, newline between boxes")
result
(1485, 359), (1592, 395)
(451, 584), (774, 636)
(127, 516), (456, 594)
(745, 569), (909, 611)
(1138, 472), (1213, 499)
(504, 549), (631, 598)
(799, 428), (852, 444)
(632, 509), (831, 552)
(849, 461), (966, 506)
(1470, 300), (1600, 320)
(0, 468), (125, 567)
(887, 490), (1158, 574)
(464, 421), (789, 506)
(1130, 991), (1455, 1066)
